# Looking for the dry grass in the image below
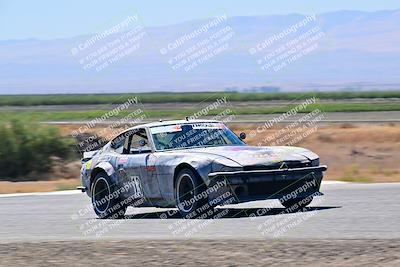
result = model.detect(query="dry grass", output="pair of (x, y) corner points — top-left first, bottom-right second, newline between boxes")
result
(236, 123), (400, 183)
(0, 179), (80, 194)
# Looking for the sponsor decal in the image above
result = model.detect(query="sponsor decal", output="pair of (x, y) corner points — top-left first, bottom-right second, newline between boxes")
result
(128, 175), (144, 198)
(151, 123), (225, 134)
(145, 165), (156, 172)
(251, 152), (279, 159)
(226, 146), (254, 151)
(150, 124), (182, 134)
(117, 157), (128, 165)
(85, 160), (92, 170)
(191, 122), (225, 129)
(98, 155), (112, 162)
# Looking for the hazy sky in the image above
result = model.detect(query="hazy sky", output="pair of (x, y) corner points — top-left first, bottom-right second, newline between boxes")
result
(1, 0), (399, 40)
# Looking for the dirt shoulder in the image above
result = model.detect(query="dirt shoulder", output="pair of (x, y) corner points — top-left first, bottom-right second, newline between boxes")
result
(0, 239), (399, 266)
(0, 179), (80, 194)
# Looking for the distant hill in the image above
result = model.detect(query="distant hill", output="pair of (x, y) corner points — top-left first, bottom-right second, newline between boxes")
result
(0, 9), (399, 94)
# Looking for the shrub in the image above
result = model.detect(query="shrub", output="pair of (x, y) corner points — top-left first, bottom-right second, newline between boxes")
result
(0, 120), (75, 181)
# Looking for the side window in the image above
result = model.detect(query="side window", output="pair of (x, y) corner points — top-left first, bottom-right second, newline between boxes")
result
(110, 134), (126, 154)
(129, 128), (151, 154)
(111, 128), (151, 154)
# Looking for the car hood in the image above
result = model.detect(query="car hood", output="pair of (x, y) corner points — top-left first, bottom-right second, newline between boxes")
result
(182, 145), (318, 166)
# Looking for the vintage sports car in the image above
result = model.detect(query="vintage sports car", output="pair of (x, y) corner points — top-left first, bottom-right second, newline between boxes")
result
(79, 119), (327, 219)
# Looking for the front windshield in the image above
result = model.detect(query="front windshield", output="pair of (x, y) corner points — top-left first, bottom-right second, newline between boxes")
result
(150, 122), (245, 151)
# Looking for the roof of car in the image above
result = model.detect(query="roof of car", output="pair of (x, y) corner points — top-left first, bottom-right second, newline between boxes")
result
(117, 119), (222, 136)
(109, 119), (227, 143)
(109, 119), (224, 142)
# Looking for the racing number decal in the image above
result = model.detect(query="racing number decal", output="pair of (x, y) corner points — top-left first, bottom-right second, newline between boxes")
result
(130, 175), (144, 198)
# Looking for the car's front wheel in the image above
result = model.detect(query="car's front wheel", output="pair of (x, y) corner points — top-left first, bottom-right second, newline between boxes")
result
(280, 196), (313, 211)
(175, 168), (213, 218)
(91, 172), (127, 219)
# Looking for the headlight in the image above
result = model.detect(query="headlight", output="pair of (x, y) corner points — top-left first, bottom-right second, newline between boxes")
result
(310, 158), (320, 166)
(295, 148), (319, 162)
(211, 158), (242, 172)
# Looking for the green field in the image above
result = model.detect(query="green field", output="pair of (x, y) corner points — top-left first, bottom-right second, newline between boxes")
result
(1, 102), (400, 121)
(1, 91), (400, 106)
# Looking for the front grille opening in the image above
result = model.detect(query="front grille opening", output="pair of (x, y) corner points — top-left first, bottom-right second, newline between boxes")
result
(248, 180), (317, 196)
(234, 186), (246, 197)
(243, 161), (311, 171)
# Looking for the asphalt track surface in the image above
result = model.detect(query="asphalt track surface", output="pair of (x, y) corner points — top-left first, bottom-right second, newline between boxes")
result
(0, 182), (399, 242)
(1, 182), (400, 266)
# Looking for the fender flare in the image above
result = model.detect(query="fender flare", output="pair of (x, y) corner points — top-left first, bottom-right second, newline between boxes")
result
(173, 159), (213, 188)
(90, 162), (116, 192)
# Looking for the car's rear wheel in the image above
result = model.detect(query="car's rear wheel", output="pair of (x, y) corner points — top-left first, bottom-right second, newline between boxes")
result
(280, 196), (313, 211)
(91, 172), (127, 219)
(175, 168), (213, 218)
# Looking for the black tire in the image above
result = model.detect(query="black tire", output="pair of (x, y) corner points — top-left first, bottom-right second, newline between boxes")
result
(280, 196), (313, 211)
(175, 168), (214, 218)
(91, 172), (127, 219)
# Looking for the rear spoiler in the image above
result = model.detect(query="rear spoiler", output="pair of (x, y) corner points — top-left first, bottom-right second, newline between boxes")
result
(81, 150), (99, 163)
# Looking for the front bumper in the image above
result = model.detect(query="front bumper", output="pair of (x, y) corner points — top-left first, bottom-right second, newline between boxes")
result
(209, 165), (327, 179)
(207, 165), (327, 204)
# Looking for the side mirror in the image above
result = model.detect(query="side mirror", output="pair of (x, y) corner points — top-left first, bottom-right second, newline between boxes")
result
(239, 132), (246, 140)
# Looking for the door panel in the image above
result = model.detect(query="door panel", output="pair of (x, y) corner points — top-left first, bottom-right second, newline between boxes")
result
(116, 154), (144, 199)
(115, 127), (162, 200)
(141, 153), (162, 199)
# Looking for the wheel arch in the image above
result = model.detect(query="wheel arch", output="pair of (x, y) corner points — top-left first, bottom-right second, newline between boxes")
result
(89, 162), (116, 191)
(173, 163), (202, 189)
